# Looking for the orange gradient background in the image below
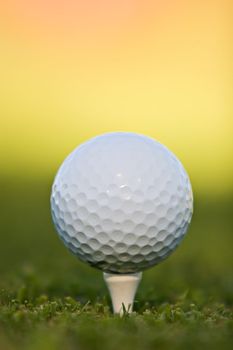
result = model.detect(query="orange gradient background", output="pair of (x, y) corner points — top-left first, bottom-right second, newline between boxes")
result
(0, 0), (232, 194)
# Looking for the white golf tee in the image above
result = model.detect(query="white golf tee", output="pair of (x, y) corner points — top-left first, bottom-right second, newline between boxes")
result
(103, 272), (142, 315)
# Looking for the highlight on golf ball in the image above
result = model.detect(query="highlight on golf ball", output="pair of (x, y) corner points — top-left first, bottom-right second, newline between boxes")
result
(51, 132), (193, 274)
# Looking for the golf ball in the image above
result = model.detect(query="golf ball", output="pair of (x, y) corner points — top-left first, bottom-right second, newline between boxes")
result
(51, 132), (193, 274)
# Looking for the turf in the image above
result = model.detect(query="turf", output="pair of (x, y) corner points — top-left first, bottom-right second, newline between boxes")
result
(0, 177), (232, 349)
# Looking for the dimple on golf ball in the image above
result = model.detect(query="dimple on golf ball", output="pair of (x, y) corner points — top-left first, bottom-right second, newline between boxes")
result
(51, 132), (193, 274)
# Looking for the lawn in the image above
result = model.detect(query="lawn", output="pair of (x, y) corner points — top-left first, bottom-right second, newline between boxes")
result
(0, 177), (232, 349)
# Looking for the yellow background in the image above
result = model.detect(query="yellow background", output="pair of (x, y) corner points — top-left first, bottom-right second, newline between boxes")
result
(0, 0), (232, 194)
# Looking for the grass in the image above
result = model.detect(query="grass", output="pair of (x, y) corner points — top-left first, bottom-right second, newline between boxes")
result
(0, 176), (232, 349)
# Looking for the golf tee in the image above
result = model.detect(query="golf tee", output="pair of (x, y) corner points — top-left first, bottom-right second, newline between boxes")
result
(103, 272), (142, 315)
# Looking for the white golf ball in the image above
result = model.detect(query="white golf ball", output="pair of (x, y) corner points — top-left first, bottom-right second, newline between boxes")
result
(51, 132), (193, 274)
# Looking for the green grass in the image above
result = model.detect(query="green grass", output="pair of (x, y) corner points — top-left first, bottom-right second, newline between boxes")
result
(0, 177), (232, 349)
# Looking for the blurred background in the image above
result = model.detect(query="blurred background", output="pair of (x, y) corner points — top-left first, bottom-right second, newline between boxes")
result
(0, 0), (232, 307)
